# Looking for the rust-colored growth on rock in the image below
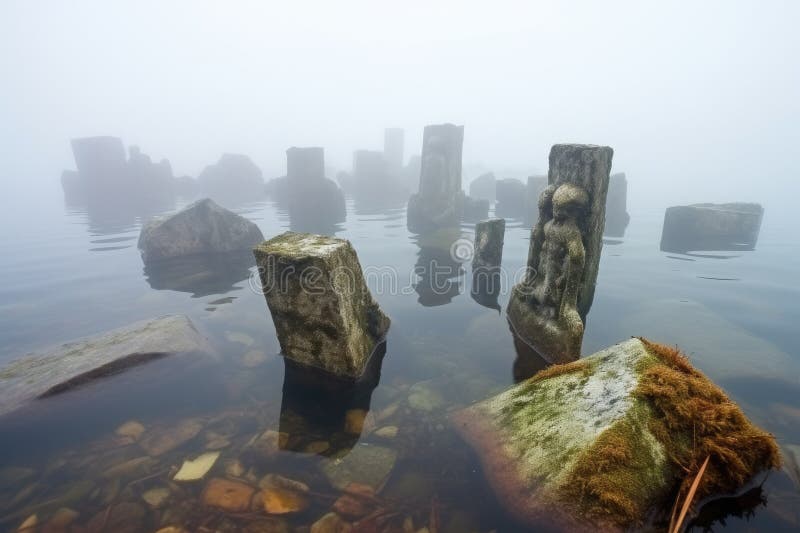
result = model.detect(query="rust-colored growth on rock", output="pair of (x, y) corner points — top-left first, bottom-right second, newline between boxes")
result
(558, 339), (781, 529)
(637, 338), (781, 508)
(529, 358), (590, 383)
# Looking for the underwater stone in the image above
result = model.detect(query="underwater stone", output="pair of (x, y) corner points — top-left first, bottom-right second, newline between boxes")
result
(407, 123), (465, 232)
(321, 443), (398, 491)
(451, 337), (781, 531)
(660, 202), (764, 253)
(0, 315), (214, 417)
(507, 144), (612, 363)
(253, 232), (390, 378)
(472, 218), (506, 269)
(138, 198), (264, 262)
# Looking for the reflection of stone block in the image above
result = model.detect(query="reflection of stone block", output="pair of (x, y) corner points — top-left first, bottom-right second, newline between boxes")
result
(660, 203), (763, 253)
(253, 232), (390, 378)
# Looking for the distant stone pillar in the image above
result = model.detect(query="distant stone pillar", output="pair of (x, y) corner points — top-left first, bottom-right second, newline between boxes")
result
(70, 136), (127, 183)
(507, 144), (612, 363)
(406, 123), (465, 232)
(253, 232), (390, 378)
(604, 173), (631, 237)
(383, 128), (404, 171)
(287, 147), (325, 182)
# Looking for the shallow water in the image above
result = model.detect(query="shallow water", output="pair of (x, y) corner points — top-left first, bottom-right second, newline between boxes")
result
(0, 191), (798, 531)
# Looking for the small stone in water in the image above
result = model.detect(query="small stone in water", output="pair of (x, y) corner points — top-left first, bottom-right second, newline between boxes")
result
(258, 473), (310, 493)
(226, 331), (255, 346)
(202, 478), (256, 513)
(311, 512), (353, 533)
(102, 456), (156, 480)
(407, 381), (445, 412)
(332, 482), (376, 518)
(16, 514), (37, 532)
(262, 487), (309, 514)
(242, 350), (270, 367)
(243, 519), (291, 533)
(142, 486), (171, 508)
(139, 419), (203, 456)
(344, 409), (370, 434)
(225, 459), (246, 478)
(44, 507), (79, 531)
(173, 451), (220, 482)
(86, 502), (146, 533)
(303, 440), (330, 454)
(374, 426), (399, 439)
(115, 420), (145, 441)
(251, 430), (289, 458)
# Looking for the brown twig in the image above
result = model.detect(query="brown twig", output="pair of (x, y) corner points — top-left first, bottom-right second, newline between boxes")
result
(670, 454), (710, 533)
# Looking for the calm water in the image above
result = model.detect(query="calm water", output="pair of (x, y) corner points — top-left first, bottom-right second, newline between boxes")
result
(0, 190), (798, 531)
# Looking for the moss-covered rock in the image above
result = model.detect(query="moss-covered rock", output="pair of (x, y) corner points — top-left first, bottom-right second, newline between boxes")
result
(253, 232), (390, 378)
(450, 338), (780, 531)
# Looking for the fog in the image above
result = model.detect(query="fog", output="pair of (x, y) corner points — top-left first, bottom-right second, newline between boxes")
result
(1, 0), (798, 220)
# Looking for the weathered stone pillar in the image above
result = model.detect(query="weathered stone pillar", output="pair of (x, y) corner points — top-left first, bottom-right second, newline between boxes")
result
(605, 172), (630, 237)
(383, 128), (404, 171)
(473, 218), (506, 269)
(507, 144), (612, 362)
(406, 123), (464, 232)
(253, 232), (390, 378)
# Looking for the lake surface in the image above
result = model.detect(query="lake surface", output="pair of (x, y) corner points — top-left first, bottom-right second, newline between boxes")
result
(0, 190), (798, 531)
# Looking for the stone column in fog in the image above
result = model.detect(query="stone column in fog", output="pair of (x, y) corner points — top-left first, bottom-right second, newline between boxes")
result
(406, 123), (465, 232)
(253, 232), (390, 378)
(287, 147), (326, 182)
(604, 172), (630, 237)
(384, 128), (404, 172)
(507, 144), (613, 363)
(473, 218), (506, 270)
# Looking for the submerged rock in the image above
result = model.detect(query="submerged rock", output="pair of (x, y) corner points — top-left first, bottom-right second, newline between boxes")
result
(173, 451), (220, 482)
(139, 418), (204, 456)
(472, 218), (505, 269)
(311, 512), (353, 533)
(321, 443), (398, 491)
(202, 478), (257, 513)
(660, 202), (764, 253)
(253, 232), (390, 378)
(451, 338), (781, 530)
(0, 315), (214, 417)
(138, 198), (264, 262)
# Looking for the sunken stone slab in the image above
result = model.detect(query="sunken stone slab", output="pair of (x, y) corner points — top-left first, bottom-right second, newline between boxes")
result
(138, 198), (264, 262)
(451, 338), (780, 531)
(0, 315), (214, 417)
(253, 232), (390, 379)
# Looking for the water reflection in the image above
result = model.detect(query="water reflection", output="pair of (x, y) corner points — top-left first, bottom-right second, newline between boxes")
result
(142, 250), (255, 298)
(470, 267), (502, 312)
(510, 327), (552, 383)
(411, 228), (465, 307)
(277, 342), (386, 455)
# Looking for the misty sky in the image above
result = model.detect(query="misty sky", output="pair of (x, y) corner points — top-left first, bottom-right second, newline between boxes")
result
(1, 1), (798, 218)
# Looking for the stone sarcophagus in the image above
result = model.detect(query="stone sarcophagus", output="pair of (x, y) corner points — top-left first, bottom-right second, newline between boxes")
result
(507, 144), (612, 362)
(253, 232), (390, 378)
(407, 123), (464, 232)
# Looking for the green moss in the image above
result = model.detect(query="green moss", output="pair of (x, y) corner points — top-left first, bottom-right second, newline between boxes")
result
(558, 400), (667, 528)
